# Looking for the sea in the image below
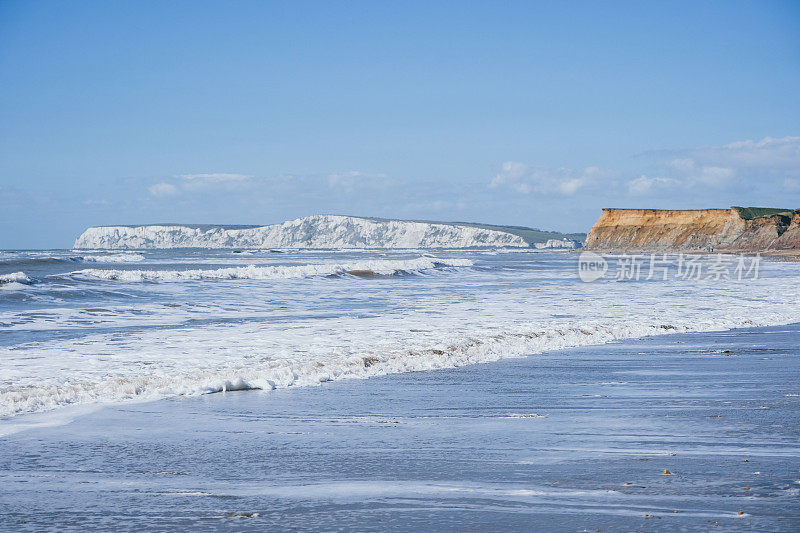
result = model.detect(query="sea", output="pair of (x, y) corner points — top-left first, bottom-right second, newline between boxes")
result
(1, 247), (800, 421)
(1, 248), (800, 530)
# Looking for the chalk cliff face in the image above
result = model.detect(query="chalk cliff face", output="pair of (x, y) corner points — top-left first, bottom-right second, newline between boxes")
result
(584, 207), (800, 252)
(74, 215), (531, 249)
(533, 238), (581, 250)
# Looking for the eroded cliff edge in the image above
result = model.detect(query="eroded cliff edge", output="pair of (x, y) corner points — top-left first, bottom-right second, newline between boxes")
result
(584, 207), (800, 253)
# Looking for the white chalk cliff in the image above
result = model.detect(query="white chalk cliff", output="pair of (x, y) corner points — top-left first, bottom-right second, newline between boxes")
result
(75, 215), (532, 249)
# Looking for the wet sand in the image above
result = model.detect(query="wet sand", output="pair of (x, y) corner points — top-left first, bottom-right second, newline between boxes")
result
(1, 324), (799, 531)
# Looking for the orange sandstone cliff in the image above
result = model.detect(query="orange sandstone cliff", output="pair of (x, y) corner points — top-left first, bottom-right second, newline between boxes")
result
(584, 207), (800, 252)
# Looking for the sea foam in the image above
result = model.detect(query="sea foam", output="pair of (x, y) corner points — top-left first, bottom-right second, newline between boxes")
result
(3, 251), (800, 420)
(73, 253), (146, 263)
(0, 315), (795, 419)
(0, 272), (30, 284)
(66, 257), (473, 282)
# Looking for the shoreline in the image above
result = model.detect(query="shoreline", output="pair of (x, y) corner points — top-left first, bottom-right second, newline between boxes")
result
(579, 248), (800, 262)
(2, 323), (799, 531)
(3, 315), (797, 422)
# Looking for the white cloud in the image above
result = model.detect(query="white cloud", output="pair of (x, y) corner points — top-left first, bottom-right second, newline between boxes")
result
(492, 135), (800, 202)
(174, 173), (254, 193)
(663, 159), (735, 188)
(490, 162), (602, 195)
(327, 171), (390, 189)
(627, 175), (682, 195)
(148, 182), (179, 197)
(659, 136), (800, 169)
(697, 166), (735, 186)
(489, 161), (528, 188)
(696, 136), (800, 168)
(403, 199), (468, 212)
(784, 178), (800, 192)
(669, 158), (695, 173)
(179, 173), (252, 182)
(83, 199), (110, 206)
(649, 136), (800, 190)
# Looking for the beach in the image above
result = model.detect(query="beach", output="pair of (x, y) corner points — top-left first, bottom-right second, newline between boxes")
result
(4, 2), (800, 531)
(2, 324), (798, 531)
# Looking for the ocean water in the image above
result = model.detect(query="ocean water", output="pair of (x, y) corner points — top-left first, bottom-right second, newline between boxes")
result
(2, 324), (799, 531)
(2, 248), (800, 422)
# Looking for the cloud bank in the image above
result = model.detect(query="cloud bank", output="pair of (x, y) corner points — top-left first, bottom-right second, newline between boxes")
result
(489, 162), (606, 195)
(644, 136), (800, 193)
(490, 136), (800, 202)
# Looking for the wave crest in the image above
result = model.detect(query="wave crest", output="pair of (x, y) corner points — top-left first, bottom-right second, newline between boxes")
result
(0, 317), (781, 419)
(0, 271), (30, 284)
(66, 257), (473, 282)
(72, 253), (145, 263)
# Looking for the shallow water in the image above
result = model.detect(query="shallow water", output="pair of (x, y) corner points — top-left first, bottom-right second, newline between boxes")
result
(2, 248), (800, 419)
(1, 325), (798, 531)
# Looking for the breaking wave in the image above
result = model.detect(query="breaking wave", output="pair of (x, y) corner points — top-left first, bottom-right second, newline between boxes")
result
(0, 253), (145, 270)
(0, 272), (32, 291)
(73, 253), (146, 263)
(5, 248), (800, 422)
(65, 257), (474, 282)
(0, 272), (30, 284)
(0, 315), (791, 419)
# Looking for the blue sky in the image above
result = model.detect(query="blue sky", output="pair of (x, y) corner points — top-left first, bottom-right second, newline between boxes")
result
(1, 1), (799, 248)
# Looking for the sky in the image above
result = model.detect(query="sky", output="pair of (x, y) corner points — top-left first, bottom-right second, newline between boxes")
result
(1, 0), (799, 248)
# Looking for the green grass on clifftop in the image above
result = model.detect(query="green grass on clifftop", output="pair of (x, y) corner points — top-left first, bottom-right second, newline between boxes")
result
(733, 206), (796, 220)
(438, 221), (586, 245)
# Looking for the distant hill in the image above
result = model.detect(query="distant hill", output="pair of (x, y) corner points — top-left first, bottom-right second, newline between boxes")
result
(355, 217), (586, 246)
(75, 215), (585, 250)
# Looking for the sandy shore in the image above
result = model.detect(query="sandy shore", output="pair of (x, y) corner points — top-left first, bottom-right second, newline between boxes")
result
(762, 250), (800, 262)
(580, 248), (800, 262)
(1, 325), (799, 531)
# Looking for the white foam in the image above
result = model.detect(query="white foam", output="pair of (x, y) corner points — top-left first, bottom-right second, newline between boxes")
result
(0, 272), (31, 291)
(0, 271), (30, 284)
(0, 282), (29, 291)
(75, 253), (146, 263)
(66, 257), (473, 282)
(3, 298), (799, 418)
(3, 254), (800, 420)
